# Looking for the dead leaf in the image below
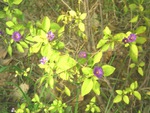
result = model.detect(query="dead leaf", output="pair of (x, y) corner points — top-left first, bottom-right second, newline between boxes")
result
(0, 58), (13, 65)
(12, 83), (29, 100)
(0, 46), (7, 59)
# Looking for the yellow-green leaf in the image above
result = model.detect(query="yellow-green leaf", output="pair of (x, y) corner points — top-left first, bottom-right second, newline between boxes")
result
(138, 67), (144, 76)
(93, 51), (103, 66)
(133, 91), (141, 100)
(81, 78), (93, 96)
(65, 86), (71, 96)
(16, 43), (24, 53)
(123, 95), (129, 104)
(78, 22), (85, 32)
(129, 44), (138, 63)
(130, 15), (139, 23)
(113, 95), (122, 103)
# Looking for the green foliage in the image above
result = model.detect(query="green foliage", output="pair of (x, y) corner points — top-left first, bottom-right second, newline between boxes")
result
(113, 81), (141, 104)
(129, 44), (138, 63)
(85, 97), (101, 113)
(81, 78), (93, 96)
(102, 65), (115, 76)
(0, 0), (149, 112)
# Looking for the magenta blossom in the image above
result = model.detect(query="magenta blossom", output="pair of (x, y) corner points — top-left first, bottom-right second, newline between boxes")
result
(78, 51), (87, 58)
(93, 66), (103, 78)
(0, 31), (3, 35)
(12, 31), (22, 42)
(47, 31), (55, 41)
(40, 57), (48, 64)
(122, 34), (137, 44)
(128, 34), (136, 42)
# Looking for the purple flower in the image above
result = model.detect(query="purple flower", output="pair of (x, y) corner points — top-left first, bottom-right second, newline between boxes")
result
(47, 31), (55, 41)
(40, 57), (48, 64)
(93, 66), (103, 78)
(0, 31), (3, 35)
(12, 31), (22, 42)
(78, 51), (87, 58)
(128, 34), (136, 42)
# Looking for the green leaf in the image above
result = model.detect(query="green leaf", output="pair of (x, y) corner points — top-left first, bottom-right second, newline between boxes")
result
(13, 0), (22, 5)
(91, 97), (96, 103)
(129, 4), (137, 11)
(78, 22), (85, 32)
(55, 41), (65, 49)
(69, 10), (76, 17)
(81, 67), (93, 75)
(138, 67), (144, 76)
(32, 94), (40, 102)
(16, 43), (24, 53)
(96, 39), (108, 49)
(103, 26), (111, 35)
(6, 21), (14, 28)
(40, 43), (51, 56)
(101, 43), (110, 52)
(144, 17), (150, 26)
(13, 24), (24, 31)
(133, 91), (141, 100)
(123, 95), (129, 104)
(56, 55), (77, 74)
(129, 63), (136, 68)
(48, 76), (54, 89)
(19, 41), (28, 48)
(0, 11), (6, 18)
(58, 26), (64, 37)
(93, 51), (103, 66)
(136, 26), (146, 34)
(130, 81), (138, 90)
(113, 33), (126, 41)
(80, 13), (87, 20)
(30, 42), (42, 54)
(146, 91), (150, 96)
(65, 86), (71, 96)
(92, 81), (100, 95)
(42, 16), (50, 32)
(136, 37), (147, 44)
(13, 8), (23, 15)
(110, 42), (114, 50)
(95, 106), (101, 112)
(39, 76), (47, 86)
(20, 103), (26, 109)
(113, 95), (122, 103)
(50, 22), (60, 32)
(129, 44), (138, 63)
(7, 45), (12, 56)
(6, 28), (14, 35)
(130, 15), (139, 23)
(102, 65), (115, 76)
(139, 61), (145, 67)
(81, 78), (93, 96)
(116, 90), (123, 95)
(139, 4), (144, 12)
(123, 5), (128, 13)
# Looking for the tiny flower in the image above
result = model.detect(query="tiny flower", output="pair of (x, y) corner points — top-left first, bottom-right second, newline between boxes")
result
(40, 57), (48, 64)
(127, 34), (136, 42)
(0, 31), (3, 35)
(11, 108), (15, 112)
(122, 38), (129, 44)
(78, 51), (87, 58)
(93, 66), (103, 78)
(12, 31), (22, 42)
(47, 31), (55, 41)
